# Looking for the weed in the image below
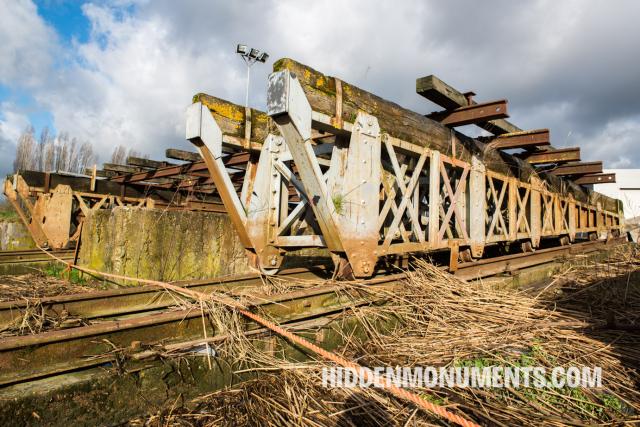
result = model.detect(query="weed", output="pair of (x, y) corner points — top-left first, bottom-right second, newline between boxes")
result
(43, 264), (87, 284)
(332, 193), (346, 215)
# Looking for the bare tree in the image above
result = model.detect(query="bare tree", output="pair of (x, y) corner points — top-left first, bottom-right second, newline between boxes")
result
(12, 126), (97, 174)
(111, 145), (147, 165)
(110, 145), (127, 165)
(13, 126), (37, 172)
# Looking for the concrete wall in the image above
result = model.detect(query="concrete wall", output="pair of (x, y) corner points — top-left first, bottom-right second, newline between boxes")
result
(0, 219), (36, 251)
(79, 207), (250, 282)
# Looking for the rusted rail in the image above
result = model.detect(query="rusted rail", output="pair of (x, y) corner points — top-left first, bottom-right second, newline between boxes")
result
(0, 273), (401, 387)
(454, 238), (621, 280)
(0, 267), (329, 328)
(0, 238), (623, 381)
(0, 249), (74, 266)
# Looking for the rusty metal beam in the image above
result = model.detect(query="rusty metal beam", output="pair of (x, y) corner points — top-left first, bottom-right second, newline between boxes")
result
(426, 100), (509, 127)
(521, 147), (580, 165)
(110, 152), (250, 185)
(488, 129), (550, 150)
(417, 75), (518, 135)
(550, 161), (603, 176)
(573, 173), (616, 185)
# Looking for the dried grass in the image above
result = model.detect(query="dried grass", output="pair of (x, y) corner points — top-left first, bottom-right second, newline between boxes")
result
(128, 245), (640, 426)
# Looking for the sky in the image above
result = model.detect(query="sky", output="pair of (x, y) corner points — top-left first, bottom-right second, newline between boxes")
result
(1, 0), (640, 181)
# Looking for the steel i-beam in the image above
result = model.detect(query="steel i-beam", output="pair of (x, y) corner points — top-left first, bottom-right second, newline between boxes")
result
(267, 70), (381, 277)
(186, 102), (252, 249)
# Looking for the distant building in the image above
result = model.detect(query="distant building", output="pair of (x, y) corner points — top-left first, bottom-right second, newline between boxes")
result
(594, 169), (640, 241)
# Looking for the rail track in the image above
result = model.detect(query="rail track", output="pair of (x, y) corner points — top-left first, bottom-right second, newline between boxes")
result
(0, 248), (75, 269)
(0, 238), (624, 389)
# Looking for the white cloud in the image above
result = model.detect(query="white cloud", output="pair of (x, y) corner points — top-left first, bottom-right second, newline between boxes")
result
(33, 1), (247, 160)
(579, 116), (640, 167)
(0, 0), (58, 87)
(0, 103), (30, 144)
(1, 0), (640, 172)
(0, 102), (30, 178)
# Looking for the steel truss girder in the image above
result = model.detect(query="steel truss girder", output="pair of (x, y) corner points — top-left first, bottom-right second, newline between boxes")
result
(186, 73), (624, 278)
(3, 174), (155, 250)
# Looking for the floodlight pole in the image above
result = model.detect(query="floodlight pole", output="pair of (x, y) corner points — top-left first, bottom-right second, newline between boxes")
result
(243, 57), (255, 109)
(236, 45), (268, 109)
(245, 63), (251, 108)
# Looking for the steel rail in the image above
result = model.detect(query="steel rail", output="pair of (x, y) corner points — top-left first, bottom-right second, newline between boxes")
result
(0, 273), (402, 387)
(0, 266), (330, 328)
(454, 238), (623, 280)
(0, 239), (623, 328)
(0, 239), (624, 389)
(0, 249), (75, 264)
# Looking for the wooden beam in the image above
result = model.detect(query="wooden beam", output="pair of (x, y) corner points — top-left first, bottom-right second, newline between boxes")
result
(165, 148), (201, 162)
(416, 74), (519, 135)
(272, 58), (619, 210)
(573, 173), (616, 185)
(127, 156), (175, 168)
(102, 163), (146, 174)
(550, 161), (603, 176)
(193, 94), (269, 151)
(521, 148), (580, 165)
(488, 129), (550, 150)
(426, 100), (509, 127)
(85, 168), (116, 178)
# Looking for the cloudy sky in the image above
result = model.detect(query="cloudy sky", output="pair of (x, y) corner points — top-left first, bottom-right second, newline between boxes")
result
(1, 0), (640, 180)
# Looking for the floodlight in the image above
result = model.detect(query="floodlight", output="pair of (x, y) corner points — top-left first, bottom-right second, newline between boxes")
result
(236, 44), (269, 108)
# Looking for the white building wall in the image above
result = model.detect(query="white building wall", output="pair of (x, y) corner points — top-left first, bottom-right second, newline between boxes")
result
(593, 169), (640, 219)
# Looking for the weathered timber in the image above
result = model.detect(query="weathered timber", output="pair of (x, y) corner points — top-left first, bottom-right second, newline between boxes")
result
(127, 156), (175, 169)
(488, 129), (550, 150)
(192, 93), (274, 150)
(416, 74), (520, 135)
(102, 163), (146, 174)
(573, 173), (616, 185)
(85, 168), (117, 178)
(18, 170), (177, 202)
(166, 148), (201, 162)
(272, 58), (613, 208)
(427, 100), (509, 127)
(521, 148), (580, 165)
(551, 162), (603, 176)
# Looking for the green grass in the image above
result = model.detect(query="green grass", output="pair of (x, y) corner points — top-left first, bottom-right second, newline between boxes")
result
(43, 264), (87, 284)
(0, 207), (17, 220)
(453, 346), (626, 420)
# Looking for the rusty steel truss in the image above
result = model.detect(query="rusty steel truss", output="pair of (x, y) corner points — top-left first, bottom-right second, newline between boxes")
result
(2, 169), (225, 249)
(184, 69), (624, 277)
(2, 60), (625, 272)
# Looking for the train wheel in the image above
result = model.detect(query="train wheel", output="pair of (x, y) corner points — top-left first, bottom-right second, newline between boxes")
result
(458, 248), (474, 263)
(331, 256), (355, 281)
(589, 232), (598, 241)
(559, 236), (571, 246)
(521, 240), (535, 253)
